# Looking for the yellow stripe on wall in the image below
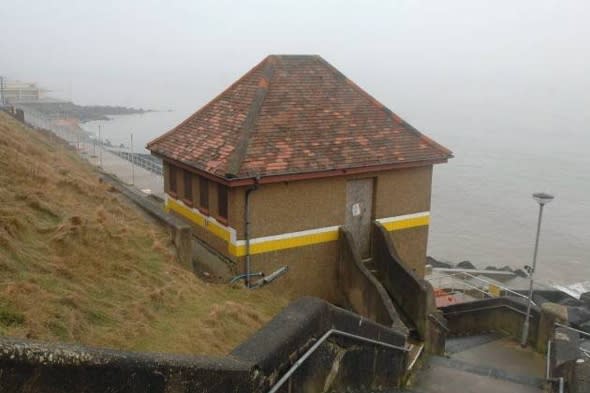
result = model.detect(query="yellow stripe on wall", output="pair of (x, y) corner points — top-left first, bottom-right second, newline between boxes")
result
(165, 196), (428, 257)
(380, 215), (430, 232)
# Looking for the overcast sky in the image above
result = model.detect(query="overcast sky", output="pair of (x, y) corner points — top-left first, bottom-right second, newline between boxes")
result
(2, 1), (589, 117)
(2, 1), (590, 276)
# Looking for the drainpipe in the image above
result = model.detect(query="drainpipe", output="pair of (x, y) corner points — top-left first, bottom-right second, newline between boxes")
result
(244, 175), (260, 288)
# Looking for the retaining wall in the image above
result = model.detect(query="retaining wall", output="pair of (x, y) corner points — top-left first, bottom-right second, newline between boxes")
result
(372, 223), (446, 354)
(100, 173), (193, 269)
(337, 228), (408, 334)
(440, 296), (541, 347)
(0, 297), (408, 393)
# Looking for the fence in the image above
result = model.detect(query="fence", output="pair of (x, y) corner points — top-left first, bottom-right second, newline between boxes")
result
(431, 270), (536, 305)
(15, 105), (164, 198)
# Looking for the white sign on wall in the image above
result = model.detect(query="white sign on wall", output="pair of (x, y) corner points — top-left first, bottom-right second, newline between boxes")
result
(352, 203), (361, 217)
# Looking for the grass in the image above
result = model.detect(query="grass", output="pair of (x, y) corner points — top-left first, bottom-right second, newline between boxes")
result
(0, 112), (288, 355)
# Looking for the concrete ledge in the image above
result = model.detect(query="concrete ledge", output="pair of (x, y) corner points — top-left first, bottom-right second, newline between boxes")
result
(100, 173), (193, 268)
(0, 297), (408, 392)
(338, 228), (408, 334)
(441, 296), (541, 348)
(372, 223), (446, 354)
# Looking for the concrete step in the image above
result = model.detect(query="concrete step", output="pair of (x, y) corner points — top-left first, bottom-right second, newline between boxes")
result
(427, 356), (547, 389)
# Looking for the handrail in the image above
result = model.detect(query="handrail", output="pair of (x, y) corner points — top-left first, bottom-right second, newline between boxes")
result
(554, 322), (590, 339)
(267, 328), (409, 393)
(433, 271), (536, 306)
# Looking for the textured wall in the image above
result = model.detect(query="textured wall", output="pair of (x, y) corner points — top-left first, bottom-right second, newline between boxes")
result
(0, 298), (408, 393)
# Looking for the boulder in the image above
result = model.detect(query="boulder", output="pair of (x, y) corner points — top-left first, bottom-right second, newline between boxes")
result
(456, 260), (476, 270)
(426, 256), (452, 269)
(513, 269), (528, 278)
(567, 306), (590, 326)
(580, 291), (590, 306)
(579, 320), (590, 335)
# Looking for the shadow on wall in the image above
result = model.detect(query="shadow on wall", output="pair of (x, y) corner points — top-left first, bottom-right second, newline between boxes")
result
(372, 222), (447, 354)
(0, 297), (408, 393)
(338, 227), (409, 335)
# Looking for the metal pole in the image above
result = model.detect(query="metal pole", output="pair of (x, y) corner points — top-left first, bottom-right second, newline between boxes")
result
(130, 133), (135, 186)
(98, 124), (102, 168)
(521, 202), (544, 347)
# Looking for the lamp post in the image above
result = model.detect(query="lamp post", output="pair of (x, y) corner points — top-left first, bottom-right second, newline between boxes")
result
(520, 192), (554, 347)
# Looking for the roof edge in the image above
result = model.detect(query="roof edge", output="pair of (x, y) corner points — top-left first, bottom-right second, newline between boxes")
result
(146, 55), (275, 151)
(156, 154), (449, 188)
(315, 56), (453, 158)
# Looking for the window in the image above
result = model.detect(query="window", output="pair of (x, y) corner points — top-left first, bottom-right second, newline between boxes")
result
(199, 176), (209, 212)
(183, 170), (193, 204)
(169, 165), (177, 195)
(218, 184), (228, 222)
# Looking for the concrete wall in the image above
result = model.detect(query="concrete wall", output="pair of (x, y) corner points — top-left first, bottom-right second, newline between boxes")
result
(372, 223), (446, 354)
(101, 173), (193, 269)
(338, 228), (408, 333)
(441, 297), (541, 347)
(0, 297), (408, 393)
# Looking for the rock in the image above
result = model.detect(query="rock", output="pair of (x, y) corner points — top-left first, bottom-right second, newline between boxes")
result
(513, 269), (528, 278)
(457, 260), (476, 270)
(580, 292), (590, 306)
(426, 256), (452, 269)
(485, 265), (499, 271)
(567, 306), (590, 326)
(579, 320), (590, 335)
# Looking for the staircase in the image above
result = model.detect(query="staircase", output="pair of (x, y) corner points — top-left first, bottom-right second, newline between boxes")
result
(399, 334), (547, 393)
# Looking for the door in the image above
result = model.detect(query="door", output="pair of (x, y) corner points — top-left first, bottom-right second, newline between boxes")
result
(345, 178), (374, 258)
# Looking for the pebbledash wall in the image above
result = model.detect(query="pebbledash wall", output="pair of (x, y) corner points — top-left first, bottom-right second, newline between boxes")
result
(164, 161), (433, 301)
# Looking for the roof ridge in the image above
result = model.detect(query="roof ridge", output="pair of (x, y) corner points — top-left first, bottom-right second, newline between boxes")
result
(314, 57), (452, 158)
(146, 56), (273, 151)
(224, 56), (276, 177)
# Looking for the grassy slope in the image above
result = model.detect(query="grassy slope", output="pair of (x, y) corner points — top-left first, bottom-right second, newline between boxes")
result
(0, 112), (288, 355)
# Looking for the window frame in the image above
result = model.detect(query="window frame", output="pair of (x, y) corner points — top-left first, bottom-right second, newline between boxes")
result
(217, 183), (229, 224)
(183, 170), (193, 206)
(169, 165), (177, 197)
(198, 176), (209, 214)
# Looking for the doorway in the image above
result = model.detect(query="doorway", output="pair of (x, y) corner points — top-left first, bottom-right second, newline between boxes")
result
(345, 178), (374, 258)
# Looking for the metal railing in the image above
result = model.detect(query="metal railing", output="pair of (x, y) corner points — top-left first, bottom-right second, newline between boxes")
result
(432, 271), (536, 306)
(554, 322), (590, 358)
(267, 328), (409, 393)
(546, 339), (565, 393)
(106, 148), (163, 175)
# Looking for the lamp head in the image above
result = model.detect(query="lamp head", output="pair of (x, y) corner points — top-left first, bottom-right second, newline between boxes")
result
(533, 192), (554, 206)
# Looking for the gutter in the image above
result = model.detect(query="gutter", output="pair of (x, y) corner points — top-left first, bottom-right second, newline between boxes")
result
(150, 153), (449, 188)
(244, 175), (260, 287)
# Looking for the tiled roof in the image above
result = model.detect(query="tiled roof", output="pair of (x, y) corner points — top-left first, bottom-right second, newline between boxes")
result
(147, 55), (452, 179)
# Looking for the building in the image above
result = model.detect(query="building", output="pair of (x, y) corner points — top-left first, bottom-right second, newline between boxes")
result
(147, 55), (452, 299)
(0, 78), (46, 104)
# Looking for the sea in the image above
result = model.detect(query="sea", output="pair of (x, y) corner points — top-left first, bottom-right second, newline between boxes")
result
(82, 89), (590, 288)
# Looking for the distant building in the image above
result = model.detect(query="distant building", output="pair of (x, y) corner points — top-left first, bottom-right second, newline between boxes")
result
(147, 55), (452, 298)
(0, 78), (47, 103)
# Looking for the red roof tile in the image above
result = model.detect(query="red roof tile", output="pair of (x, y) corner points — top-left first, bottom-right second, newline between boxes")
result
(147, 55), (452, 179)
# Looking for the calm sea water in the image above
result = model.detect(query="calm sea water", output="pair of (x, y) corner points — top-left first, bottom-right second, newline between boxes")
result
(83, 90), (590, 287)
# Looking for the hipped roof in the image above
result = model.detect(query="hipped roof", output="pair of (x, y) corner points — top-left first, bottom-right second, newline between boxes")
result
(147, 55), (452, 182)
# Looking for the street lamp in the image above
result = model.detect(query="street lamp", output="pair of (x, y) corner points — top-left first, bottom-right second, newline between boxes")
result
(520, 192), (554, 347)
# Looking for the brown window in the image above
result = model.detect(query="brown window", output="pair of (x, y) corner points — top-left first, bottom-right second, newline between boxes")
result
(218, 184), (228, 222)
(183, 170), (193, 204)
(169, 165), (177, 195)
(199, 177), (209, 212)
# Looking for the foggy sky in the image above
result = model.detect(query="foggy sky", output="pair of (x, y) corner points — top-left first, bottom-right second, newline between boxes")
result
(2, 1), (589, 122)
(2, 1), (590, 276)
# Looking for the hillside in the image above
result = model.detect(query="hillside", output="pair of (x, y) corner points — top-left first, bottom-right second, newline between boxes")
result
(0, 112), (288, 355)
